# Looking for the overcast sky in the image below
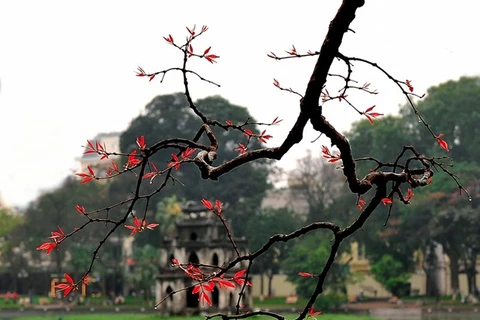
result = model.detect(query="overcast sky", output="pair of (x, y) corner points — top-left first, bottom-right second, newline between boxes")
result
(0, 0), (479, 208)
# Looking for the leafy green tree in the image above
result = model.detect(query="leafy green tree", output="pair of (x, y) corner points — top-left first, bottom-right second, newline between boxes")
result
(339, 116), (418, 271)
(401, 76), (480, 161)
(23, 177), (110, 272)
(246, 208), (300, 296)
(0, 209), (26, 291)
(348, 115), (415, 177)
(119, 93), (271, 236)
(283, 234), (350, 298)
(370, 254), (410, 296)
(124, 244), (160, 301)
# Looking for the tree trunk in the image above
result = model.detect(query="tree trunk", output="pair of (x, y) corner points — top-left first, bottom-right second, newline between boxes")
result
(267, 272), (274, 297)
(449, 250), (460, 293)
(260, 272), (264, 297)
(464, 252), (477, 294)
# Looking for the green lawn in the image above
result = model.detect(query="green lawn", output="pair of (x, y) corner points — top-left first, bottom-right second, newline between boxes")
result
(14, 314), (378, 320)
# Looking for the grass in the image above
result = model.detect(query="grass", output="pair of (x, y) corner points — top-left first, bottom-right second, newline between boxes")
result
(15, 314), (378, 320)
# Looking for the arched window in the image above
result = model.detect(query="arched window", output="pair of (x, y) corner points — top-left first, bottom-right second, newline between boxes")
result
(166, 285), (174, 301)
(187, 286), (199, 308)
(212, 253), (219, 266)
(188, 252), (199, 264)
(212, 286), (219, 307)
(168, 253), (175, 266)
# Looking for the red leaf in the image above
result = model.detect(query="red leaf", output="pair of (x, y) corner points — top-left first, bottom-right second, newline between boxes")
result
(363, 105), (384, 125)
(406, 79), (414, 92)
(216, 278), (235, 289)
(357, 198), (366, 210)
(234, 269), (246, 279)
(298, 272), (314, 278)
(164, 34), (174, 44)
(272, 116), (283, 125)
(205, 54), (219, 63)
(437, 133), (449, 152)
(382, 198), (393, 205)
(75, 205), (86, 215)
(36, 242), (57, 254)
(203, 281), (215, 292)
(192, 285), (201, 295)
(235, 143), (247, 154)
(135, 66), (146, 77)
(186, 26), (195, 36)
(64, 273), (74, 285)
(189, 44), (194, 58)
(200, 292), (212, 306)
(63, 286), (73, 297)
(405, 188), (414, 202)
(201, 198), (214, 210)
(203, 46), (211, 55)
(215, 200), (223, 215)
(244, 129), (253, 137)
(181, 147), (197, 160)
(146, 223), (159, 230)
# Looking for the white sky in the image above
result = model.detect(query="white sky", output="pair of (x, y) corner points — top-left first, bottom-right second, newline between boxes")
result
(1, 0), (479, 208)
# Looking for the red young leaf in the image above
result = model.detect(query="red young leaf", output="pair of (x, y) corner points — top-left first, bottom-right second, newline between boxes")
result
(127, 150), (141, 168)
(234, 269), (246, 279)
(201, 198), (214, 210)
(215, 278), (235, 289)
(135, 66), (146, 77)
(200, 292), (212, 306)
(405, 79), (414, 92)
(163, 34), (174, 44)
(298, 272), (314, 278)
(204, 46), (211, 55)
(37, 242), (57, 254)
(436, 133), (449, 152)
(244, 129), (254, 137)
(405, 188), (414, 202)
(235, 143), (247, 154)
(167, 154), (181, 170)
(382, 198), (393, 205)
(357, 198), (366, 210)
(181, 147), (197, 160)
(75, 205), (86, 215)
(186, 26), (195, 36)
(215, 200), (223, 215)
(271, 116), (283, 125)
(192, 284), (201, 295)
(188, 44), (194, 58)
(321, 145), (341, 163)
(363, 105), (384, 125)
(124, 216), (159, 236)
(64, 273), (74, 285)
